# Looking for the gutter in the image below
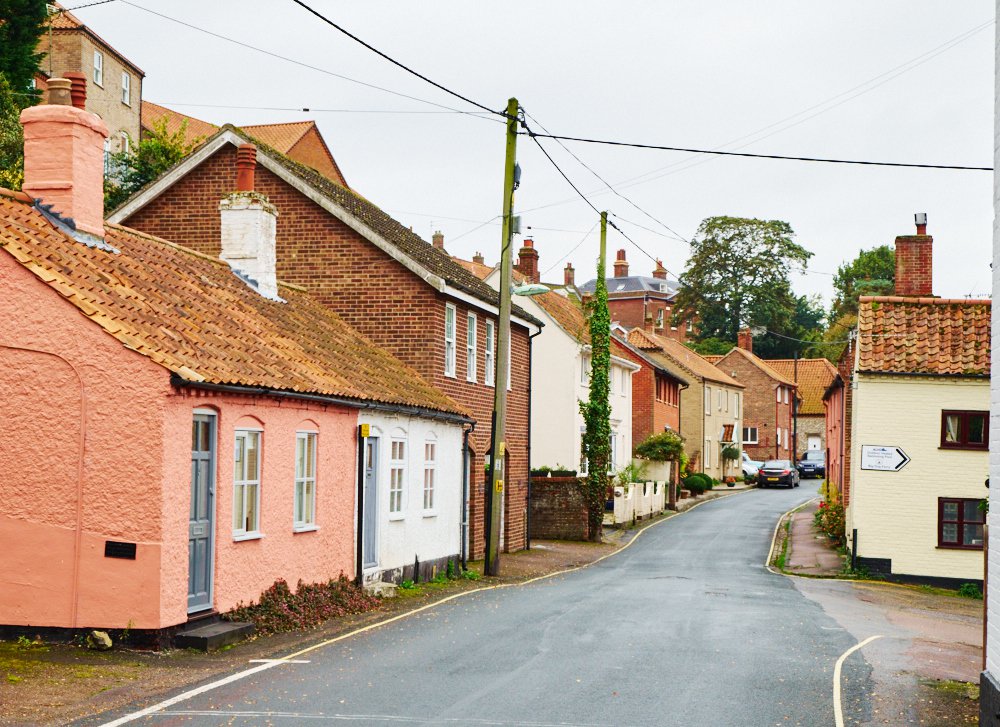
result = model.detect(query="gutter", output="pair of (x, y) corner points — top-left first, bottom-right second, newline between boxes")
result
(169, 374), (474, 425)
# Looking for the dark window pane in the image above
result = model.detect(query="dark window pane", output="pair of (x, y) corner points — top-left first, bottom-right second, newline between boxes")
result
(944, 415), (960, 443)
(943, 502), (958, 520)
(942, 523), (958, 543)
(969, 415), (986, 444)
(963, 523), (984, 546)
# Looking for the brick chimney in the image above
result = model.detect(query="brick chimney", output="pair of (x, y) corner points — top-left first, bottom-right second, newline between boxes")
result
(220, 144), (280, 300)
(737, 328), (753, 353)
(564, 262), (575, 287)
(652, 259), (667, 280)
(432, 230), (445, 250)
(473, 251), (485, 265)
(894, 213), (933, 297)
(613, 249), (629, 278)
(516, 237), (539, 283)
(20, 77), (109, 240)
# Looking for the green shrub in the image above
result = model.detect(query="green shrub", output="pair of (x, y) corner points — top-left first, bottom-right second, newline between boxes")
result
(634, 431), (685, 462)
(683, 474), (710, 495)
(814, 501), (846, 547)
(958, 583), (983, 599)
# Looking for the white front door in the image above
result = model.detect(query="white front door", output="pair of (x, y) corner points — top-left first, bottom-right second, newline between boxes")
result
(808, 435), (821, 451)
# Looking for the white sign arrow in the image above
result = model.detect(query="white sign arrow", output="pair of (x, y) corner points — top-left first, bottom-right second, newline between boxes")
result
(860, 445), (911, 472)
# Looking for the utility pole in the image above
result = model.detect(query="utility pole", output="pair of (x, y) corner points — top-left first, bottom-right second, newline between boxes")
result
(484, 97), (519, 576)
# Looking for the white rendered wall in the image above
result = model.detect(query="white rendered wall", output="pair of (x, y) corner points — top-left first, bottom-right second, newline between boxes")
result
(359, 413), (463, 580)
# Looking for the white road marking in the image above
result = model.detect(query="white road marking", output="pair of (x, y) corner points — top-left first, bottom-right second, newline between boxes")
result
(157, 711), (616, 726)
(833, 634), (883, 727)
(248, 658), (310, 664)
(102, 488), (753, 727)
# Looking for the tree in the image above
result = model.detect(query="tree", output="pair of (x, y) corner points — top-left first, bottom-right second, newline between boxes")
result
(580, 228), (612, 543)
(750, 291), (826, 359)
(829, 245), (894, 322)
(104, 118), (204, 212)
(0, 0), (48, 98)
(0, 73), (28, 190)
(673, 216), (813, 347)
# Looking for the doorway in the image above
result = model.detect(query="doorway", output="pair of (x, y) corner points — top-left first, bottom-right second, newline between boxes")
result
(362, 437), (379, 570)
(188, 412), (215, 613)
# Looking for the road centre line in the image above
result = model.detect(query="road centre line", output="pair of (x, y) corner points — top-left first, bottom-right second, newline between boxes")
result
(833, 635), (883, 727)
(101, 488), (753, 726)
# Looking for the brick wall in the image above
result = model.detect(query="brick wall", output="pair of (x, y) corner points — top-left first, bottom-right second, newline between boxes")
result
(611, 338), (680, 451)
(528, 477), (588, 540)
(894, 235), (933, 297)
(720, 352), (795, 461)
(606, 294), (691, 342)
(287, 126), (347, 186)
(121, 144), (530, 558)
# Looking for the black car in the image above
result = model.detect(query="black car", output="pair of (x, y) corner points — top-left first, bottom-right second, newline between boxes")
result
(758, 460), (800, 488)
(796, 451), (826, 479)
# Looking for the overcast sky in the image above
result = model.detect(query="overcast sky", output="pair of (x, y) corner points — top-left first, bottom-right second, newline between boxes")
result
(76, 0), (995, 306)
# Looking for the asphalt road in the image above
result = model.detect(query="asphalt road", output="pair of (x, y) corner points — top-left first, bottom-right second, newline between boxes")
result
(99, 485), (874, 726)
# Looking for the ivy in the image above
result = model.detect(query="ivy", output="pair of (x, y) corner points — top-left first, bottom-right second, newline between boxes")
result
(580, 232), (611, 542)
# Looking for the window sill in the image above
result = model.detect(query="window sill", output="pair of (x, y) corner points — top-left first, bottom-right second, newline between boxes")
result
(388, 513), (405, 522)
(936, 544), (984, 551)
(293, 525), (319, 534)
(422, 511), (438, 519)
(233, 532), (264, 542)
(938, 446), (988, 452)
(444, 372), (457, 379)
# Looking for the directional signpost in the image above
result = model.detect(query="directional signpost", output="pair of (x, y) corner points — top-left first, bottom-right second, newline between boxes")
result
(860, 445), (911, 472)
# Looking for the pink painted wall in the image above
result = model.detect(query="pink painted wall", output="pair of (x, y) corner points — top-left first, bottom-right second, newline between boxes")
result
(1, 249), (359, 630)
(824, 382), (845, 500)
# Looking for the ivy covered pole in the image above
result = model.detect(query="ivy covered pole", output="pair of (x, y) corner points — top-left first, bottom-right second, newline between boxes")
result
(581, 211), (611, 542)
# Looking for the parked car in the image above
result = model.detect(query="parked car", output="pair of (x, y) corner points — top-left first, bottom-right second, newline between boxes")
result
(742, 451), (762, 480)
(758, 460), (800, 488)
(796, 451), (826, 479)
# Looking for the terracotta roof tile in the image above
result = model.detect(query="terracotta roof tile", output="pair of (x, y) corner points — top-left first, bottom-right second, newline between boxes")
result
(0, 191), (466, 417)
(453, 256), (495, 280)
(242, 121), (315, 153)
(765, 359), (839, 415)
(626, 328), (742, 387)
(716, 347), (797, 387)
(141, 101), (218, 142)
(857, 295), (991, 376)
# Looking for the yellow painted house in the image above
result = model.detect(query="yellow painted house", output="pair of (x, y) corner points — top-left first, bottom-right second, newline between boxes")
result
(846, 221), (990, 586)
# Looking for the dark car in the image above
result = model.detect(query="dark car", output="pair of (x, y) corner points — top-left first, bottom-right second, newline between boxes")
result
(758, 460), (799, 488)
(796, 451), (826, 479)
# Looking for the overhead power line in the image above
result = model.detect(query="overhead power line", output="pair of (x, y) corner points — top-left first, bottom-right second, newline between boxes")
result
(157, 101), (496, 117)
(287, 0), (504, 118)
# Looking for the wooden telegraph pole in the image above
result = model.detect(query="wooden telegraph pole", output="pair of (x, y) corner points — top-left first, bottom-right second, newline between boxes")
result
(484, 97), (519, 576)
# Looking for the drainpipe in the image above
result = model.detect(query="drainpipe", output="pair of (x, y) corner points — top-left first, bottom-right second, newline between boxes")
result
(461, 421), (476, 570)
(526, 328), (542, 550)
(355, 424), (365, 586)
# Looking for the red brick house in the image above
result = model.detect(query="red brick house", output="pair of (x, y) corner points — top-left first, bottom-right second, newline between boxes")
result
(712, 331), (797, 462)
(579, 249), (692, 342)
(766, 358), (839, 457)
(610, 335), (686, 449)
(108, 125), (543, 559)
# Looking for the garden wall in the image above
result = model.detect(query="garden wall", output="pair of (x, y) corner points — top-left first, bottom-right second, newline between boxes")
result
(528, 476), (588, 541)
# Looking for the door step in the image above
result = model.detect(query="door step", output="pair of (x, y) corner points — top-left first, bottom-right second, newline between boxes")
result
(364, 581), (397, 597)
(175, 619), (254, 651)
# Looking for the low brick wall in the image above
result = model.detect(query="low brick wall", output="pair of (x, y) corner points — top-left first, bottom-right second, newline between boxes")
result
(529, 476), (588, 541)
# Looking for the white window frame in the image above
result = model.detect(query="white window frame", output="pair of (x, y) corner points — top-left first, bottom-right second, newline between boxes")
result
(294, 431), (318, 531)
(423, 438), (436, 514)
(121, 71), (130, 105)
(718, 389), (723, 411)
(609, 430), (618, 473)
(784, 388), (790, 405)
(704, 386), (712, 415)
(485, 319), (495, 386)
(444, 304), (456, 377)
(734, 393), (740, 419)
(233, 429), (262, 540)
(621, 367), (628, 395)
(93, 50), (104, 87)
(656, 308), (664, 328)
(581, 354), (591, 385)
(389, 437), (406, 518)
(743, 426), (759, 444)
(119, 131), (129, 155)
(466, 313), (477, 382)
(579, 425), (589, 475)
(776, 387), (782, 403)
(704, 437), (712, 468)
(686, 320), (693, 333)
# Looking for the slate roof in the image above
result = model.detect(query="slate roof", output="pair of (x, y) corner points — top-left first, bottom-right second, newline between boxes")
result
(0, 189), (467, 418)
(627, 328), (742, 387)
(765, 359), (839, 415)
(857, 295), (991, 377)
(579, 275), (679, 296)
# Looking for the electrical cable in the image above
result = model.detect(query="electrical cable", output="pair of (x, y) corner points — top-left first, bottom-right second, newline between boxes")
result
(156, 101), (496, 117)
(540, 221), (599, 277)
(61, 0), (117, 10)
(287, 0), (505, 118)
(118, 1), (500, 121)
(520, 131), (991, 171)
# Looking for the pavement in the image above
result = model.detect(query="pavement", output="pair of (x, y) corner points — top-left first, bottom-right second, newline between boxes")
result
(784, 497), (845, 576)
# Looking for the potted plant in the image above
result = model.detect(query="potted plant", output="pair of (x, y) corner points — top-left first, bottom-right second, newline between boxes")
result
(721, 445), (740, 482)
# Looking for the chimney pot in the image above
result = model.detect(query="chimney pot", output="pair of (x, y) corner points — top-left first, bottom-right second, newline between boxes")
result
(652, 259), (667, 280)
(613, 249), (629, 278)
(235, 144), (257, 192)
(564, 262), (575, 287)
(432, 230), (445, 250)
(45, 77), (73, 106)
(915, 212), (928, 236)
(472, 251), (485, 265)
(63, 72), (87, 110)
(894, 215), (933, 297)
(737, 328), (753, 354)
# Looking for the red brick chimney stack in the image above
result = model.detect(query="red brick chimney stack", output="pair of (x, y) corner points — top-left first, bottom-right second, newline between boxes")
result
(517, 237), (539, 283)
(737, 328), (753, 354)
(894, 213), (933, 297)
(564, 262), (575, 287)
(431, 230), (445, 250)
(613, 249), (629, 278)
(472, 251), (485, 265)
(63, 72), (87, 110)
(235, 144), (257, 192)
(652, 259), (667, 280)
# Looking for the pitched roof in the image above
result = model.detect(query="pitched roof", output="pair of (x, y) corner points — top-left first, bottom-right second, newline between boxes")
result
(46, 2), (145, 75)
(535, 290), (591, 344)
(627, 328), (742, 387)
(716, 346), (797, 387)
(857, 295), (991, 376)
(765, 359), (839, 415)
(141, 101), (218, 142)
(702, 355), (723, 364)
(452, 255), (495, 280)
(611, 335), (689, 385)
(111, 126), (541, 327)
(0, 189), (467, 418)
(579, 275), (679, 297)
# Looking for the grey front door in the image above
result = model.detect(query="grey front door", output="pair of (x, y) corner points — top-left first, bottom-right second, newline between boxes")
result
(362, 437), (378, 569)
(188, 413), (215, 613)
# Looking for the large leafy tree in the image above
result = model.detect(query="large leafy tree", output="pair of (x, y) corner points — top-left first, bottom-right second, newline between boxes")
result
(104, 118), (204, 211)
(673, 217), (813, 349)
(0, 0), (48, 97)
(829, 245), (894, 322)
(0, 74), (26, 189)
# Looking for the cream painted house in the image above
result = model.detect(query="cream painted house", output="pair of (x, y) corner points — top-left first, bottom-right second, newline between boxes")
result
(846, 223), (990, 586)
